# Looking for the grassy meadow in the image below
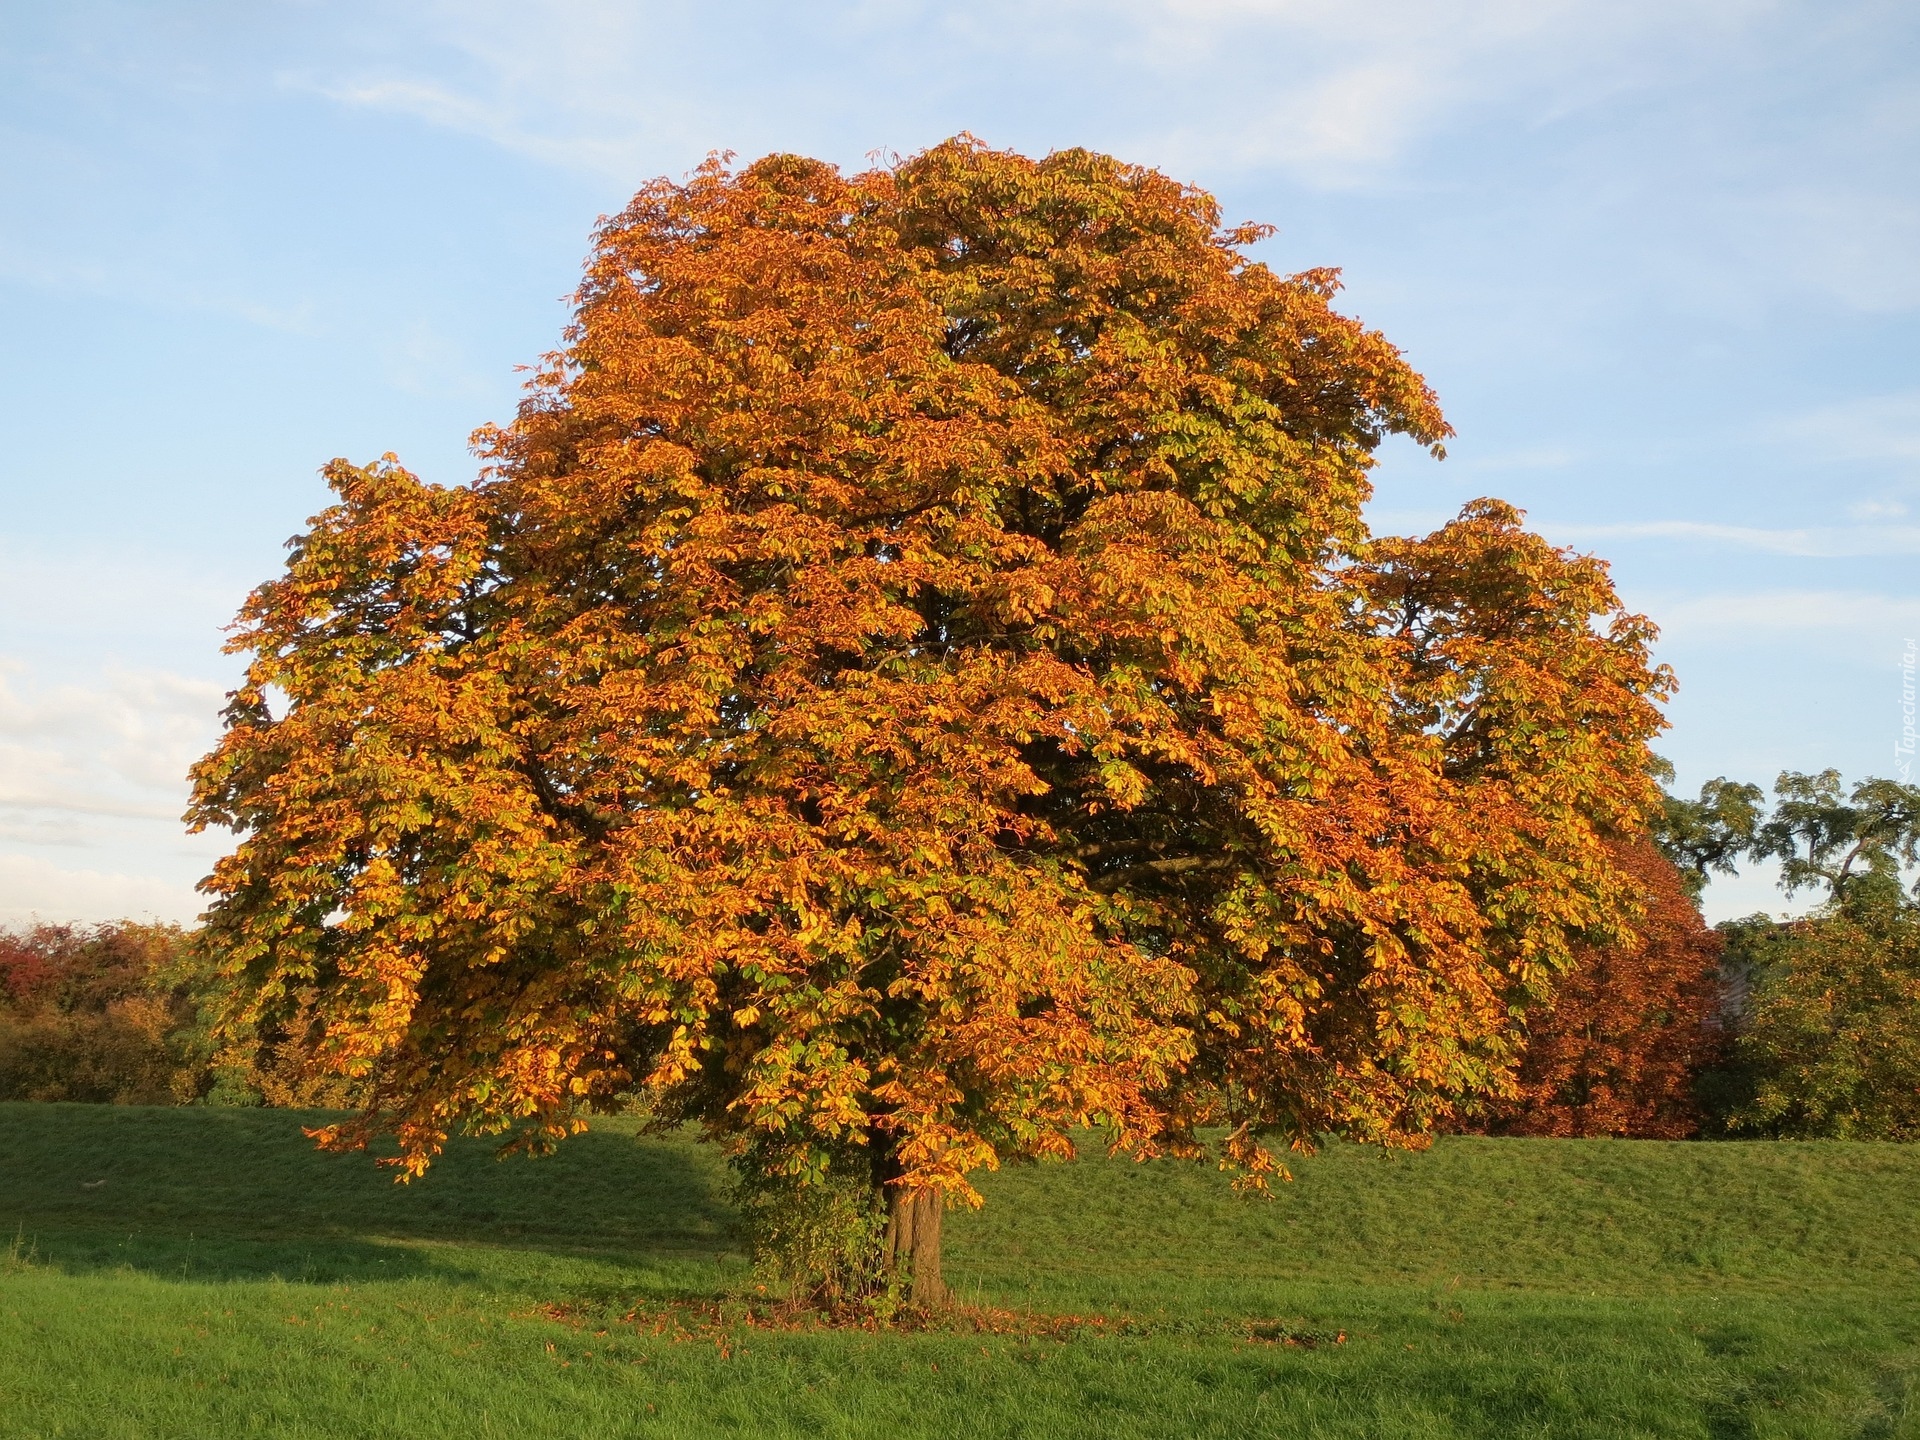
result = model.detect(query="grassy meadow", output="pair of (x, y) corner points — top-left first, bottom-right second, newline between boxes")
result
(0, 1102), (1914, 1438)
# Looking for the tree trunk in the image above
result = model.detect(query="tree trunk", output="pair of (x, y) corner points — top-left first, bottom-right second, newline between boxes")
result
(884, 1186), (947, 1308)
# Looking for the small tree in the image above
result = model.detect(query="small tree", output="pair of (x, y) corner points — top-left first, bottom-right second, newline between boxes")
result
(189, 139), (1667, 1306)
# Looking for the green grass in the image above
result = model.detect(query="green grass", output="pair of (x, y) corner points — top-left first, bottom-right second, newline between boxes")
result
(1, 1103), (1915, 1437)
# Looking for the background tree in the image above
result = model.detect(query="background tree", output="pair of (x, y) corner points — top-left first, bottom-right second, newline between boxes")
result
(189, 139), (1668, 1307)
(1647, 767), (1920, 1136)
(1752, 770), (1920, 903)
(1652, 774), (1765, 900)
(1474, 839), (1723, 1137)
(1722, 894), (1920, 1138)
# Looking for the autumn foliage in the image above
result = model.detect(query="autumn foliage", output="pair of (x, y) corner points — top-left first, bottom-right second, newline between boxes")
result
(1476, 840), (1723, 1138)
(0, 922), (206, 1105)
(188, 139), (1668, 1300)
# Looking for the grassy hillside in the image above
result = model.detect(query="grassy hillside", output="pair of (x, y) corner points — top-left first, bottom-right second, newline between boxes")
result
(1, 1103), (1915, 1438)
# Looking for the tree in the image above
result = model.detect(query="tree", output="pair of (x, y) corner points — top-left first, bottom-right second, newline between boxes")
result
(1752, 770), (1920, 903)
(1648, 770), (1920, 905)
(1724, 894), (1920, 1139)
(0, 922), (208, 1105)
(1647, 768), (1920, 1136)
(188, 139), (1668, 1306)
(1475, 839), (1723, 1137)
(1652, 775), (1764, 900)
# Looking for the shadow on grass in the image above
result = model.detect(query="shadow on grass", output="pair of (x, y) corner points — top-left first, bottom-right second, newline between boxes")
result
(0, 1102), (745, 1293)
(1858, 1356), (1918, 1440)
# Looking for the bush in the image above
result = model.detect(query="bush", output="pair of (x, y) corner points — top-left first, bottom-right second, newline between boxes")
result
(0, 923), (213, 1104)
(729, 1148), (892, 1310)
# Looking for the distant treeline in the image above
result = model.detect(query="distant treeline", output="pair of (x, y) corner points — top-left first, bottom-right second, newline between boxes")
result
(4, 767), (1916, 1139)
(0, 922), (347, 1110)
(0, 921), (219, 1107)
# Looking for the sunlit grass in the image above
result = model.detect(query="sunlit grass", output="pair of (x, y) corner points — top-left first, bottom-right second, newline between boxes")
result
(2, 1103), (1916, 1438)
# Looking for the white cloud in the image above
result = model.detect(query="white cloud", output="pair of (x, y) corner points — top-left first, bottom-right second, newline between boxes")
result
(297, 74), (650, 177)
(0, 852), (202, 927)
(0, 237), (325, 336)
(271, 0), (1920, 329)
(1772, 389), (1920, 465)
(1146, 55), (1447, 183)
(0, 657), (230, 925)
(1111, 0), (1747, 181)
(1545, 520), (1920, 557)
(0, 660), (225, 844)
(288, 0), (1786, 186)
(1848, 499), (1909, 520)
(1365, 509), (1920, 557)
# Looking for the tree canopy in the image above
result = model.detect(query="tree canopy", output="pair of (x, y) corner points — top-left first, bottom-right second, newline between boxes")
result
(189, 138), (1669, 1301)
(1655, 769), (1920, 905)
(1652, 774), (1766, 899)
(1755, 770), (1920, 902)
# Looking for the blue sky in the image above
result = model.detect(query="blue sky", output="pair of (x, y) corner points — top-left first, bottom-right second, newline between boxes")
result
(1, 0), (1916, 924)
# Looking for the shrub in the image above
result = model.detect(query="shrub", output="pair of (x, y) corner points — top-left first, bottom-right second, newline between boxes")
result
(730, 1152), (893, 1311)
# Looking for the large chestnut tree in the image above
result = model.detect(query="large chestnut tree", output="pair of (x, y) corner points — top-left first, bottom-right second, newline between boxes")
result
(189, 139), (1668, 1303)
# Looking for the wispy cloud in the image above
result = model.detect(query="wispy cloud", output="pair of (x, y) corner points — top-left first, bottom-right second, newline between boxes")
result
(0, 658), (228, 923)
(0, 240), (327, 335)
(1654, 589), (1920, 633)
(288, 0), (1788, 187)
(1108, 0), (1764, 181)
(296, 74), (654, 177)
(1546, 520), (1920, 557)
(1771, 389), (1920, 465)
(0, 661), (225, 839)
(1849, 499), (1909, 520)
(273, 0), (1918, 331)
(1366, 509), (1920, 557)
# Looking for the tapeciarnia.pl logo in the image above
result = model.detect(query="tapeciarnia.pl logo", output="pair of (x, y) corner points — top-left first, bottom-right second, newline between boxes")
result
(1899, 639), (1917, 782)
